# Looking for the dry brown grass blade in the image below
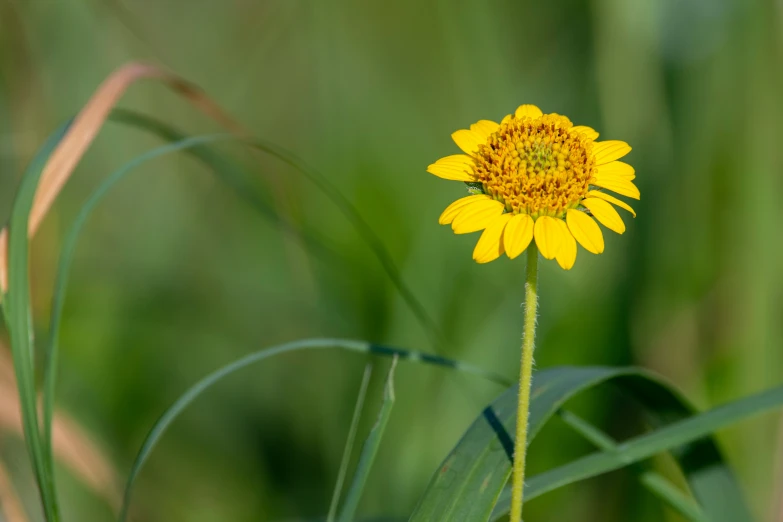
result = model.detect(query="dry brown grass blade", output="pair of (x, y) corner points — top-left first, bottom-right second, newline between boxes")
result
(0, 61), (249, 291)
(0, 458), (28, 522)
(0, 347), (119, 509)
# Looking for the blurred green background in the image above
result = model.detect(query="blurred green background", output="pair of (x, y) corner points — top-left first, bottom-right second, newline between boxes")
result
(1, 0), (783, 520)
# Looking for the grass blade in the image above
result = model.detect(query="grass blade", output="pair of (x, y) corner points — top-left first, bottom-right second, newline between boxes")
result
(557, 409), (706, 522)
(338, 357), (398, 522)
(524, 384), (783, 503)
(2, 122), (72, 522)
(328, 364), (374, 522)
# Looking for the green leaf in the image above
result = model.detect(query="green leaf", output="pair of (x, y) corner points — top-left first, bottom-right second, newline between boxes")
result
(2, 121), (72, 522)
(410, 366), (752, 522)
(328, 364), (374, 522)
(521, 383), (783, 508)
(337, 358), (398, 522)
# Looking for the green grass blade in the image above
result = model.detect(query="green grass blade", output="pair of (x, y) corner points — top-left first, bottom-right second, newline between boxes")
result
(2, 122), (72, 522)
(410, 366), (752, 522)
(558, 409), (706, 522)
(337, 357), (398, 522)
(524, 384), (783, 503)
(117, 339), (499, 522)
(328, 364), (373, 522)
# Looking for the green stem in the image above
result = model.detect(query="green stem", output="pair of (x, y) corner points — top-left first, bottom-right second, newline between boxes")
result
(509, 243), (539, 522)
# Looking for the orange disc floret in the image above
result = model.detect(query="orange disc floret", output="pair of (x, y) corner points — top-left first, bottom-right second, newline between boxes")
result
(472, 114), (596, 219)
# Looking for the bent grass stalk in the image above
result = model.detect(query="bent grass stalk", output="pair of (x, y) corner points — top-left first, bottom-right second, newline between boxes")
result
(510, 243), (539, 522)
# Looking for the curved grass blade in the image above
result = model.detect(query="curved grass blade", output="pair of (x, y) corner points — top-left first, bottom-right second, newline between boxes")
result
(107, 109), (447, 353)
(2, 121), (72, 522)
(328, 364), (373, 522)
(557, 409), (706, 522)
(117, 339), (495, 522)
(337, 357), (398, 522)
(410, 366), (752, 522)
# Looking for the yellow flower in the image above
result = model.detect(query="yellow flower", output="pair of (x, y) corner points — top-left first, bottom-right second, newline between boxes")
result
(428, 104), (638, 269)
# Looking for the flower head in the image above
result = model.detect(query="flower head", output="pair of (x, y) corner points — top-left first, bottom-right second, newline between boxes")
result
(428, 104), (638, 269)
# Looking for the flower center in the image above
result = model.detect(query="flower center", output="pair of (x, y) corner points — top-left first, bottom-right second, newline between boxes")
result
(472, 114), (596, 218)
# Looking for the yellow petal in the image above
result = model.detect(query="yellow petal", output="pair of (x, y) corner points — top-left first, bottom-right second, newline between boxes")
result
(515, 104), (544, 119)
(451, 129), (485, 155)
(586, 190), (636, 217)
(572, 125), (599, 140)
(596, 160), (635, 180)
(470, 120), (500, 140)
(582, 198), (626, 234)
(452, 198), (505, 234)
(426, 154), (476, 181)
(533, 216), (563, 260)
(555, 219), (577, 270)
(593, 140), (632, 165)
(592, 174), (641, 200)
(500, 114), (512, 125)
(439, 195), (490, 225)
(473, 214), (513, 263)
(566, 209), (604, 254)
(503, 213), (534, 259)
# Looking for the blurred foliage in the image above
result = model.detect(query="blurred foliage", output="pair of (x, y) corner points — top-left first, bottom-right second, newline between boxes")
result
(1, 0), (783, 521)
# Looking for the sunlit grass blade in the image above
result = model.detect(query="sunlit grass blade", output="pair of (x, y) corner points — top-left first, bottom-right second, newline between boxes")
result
(410, 367), (751, 522)
(1, 122), (72, 522)
(337, 357), (398, 522)
(0, 62), (243, 292)
(328, 364), (373, 522)
(557, 409), (706, 522)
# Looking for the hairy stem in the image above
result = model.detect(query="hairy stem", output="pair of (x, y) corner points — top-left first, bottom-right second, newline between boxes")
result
(509, 243), (539, 522)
